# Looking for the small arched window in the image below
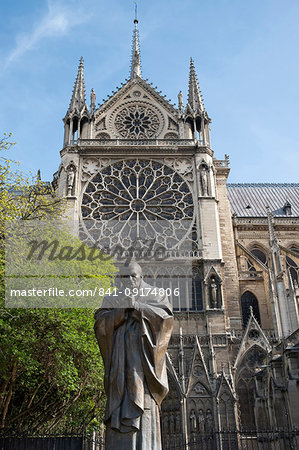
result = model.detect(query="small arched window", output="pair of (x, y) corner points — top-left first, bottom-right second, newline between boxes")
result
(241, 291), (261, 327)
(250, 246), (267, 266)
(286, 256), (298, 286)
(191, 274), (203, 311)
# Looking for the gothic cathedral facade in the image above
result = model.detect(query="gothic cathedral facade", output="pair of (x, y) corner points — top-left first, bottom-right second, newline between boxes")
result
(53, 18), (299, 445)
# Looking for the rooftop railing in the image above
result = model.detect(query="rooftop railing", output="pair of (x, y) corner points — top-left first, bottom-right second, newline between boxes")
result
(72, 138), (197, 147)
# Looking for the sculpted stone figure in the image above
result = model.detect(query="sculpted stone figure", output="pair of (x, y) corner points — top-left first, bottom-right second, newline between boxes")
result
(169, 412), (175, 434)
(206, 409), (213, 433)
(162, 414), (169, 434)
(90, 88), (96, 111)
(67, 165), (75, 196)
(94, 262), (174, 449)
(200, 165), (209, 196)
(209, 277), (218, 309)
(209, 276), (222, 309)
(175, 411), (181, 433)
(198, 409), (205, 433)
(178, 90), (184, 112)
(190, 409), (197, 433)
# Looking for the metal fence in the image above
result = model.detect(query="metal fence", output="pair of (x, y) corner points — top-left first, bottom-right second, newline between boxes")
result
(0, 436), (83, 450)
(0, 429), (298, 450)
(163, 429), (299, 450)
(84, 432), (104, 450)
(0, 433), (105, 450)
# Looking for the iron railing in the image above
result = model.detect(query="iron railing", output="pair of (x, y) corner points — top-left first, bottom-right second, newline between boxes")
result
(0, 432), (105, 450)
(162, 429), (299, 450)
(0, 429), (298, 450)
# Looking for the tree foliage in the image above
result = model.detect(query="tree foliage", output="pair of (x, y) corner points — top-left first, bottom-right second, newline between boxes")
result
(0, 133), (63, 230)
(0, 134), (114, 433)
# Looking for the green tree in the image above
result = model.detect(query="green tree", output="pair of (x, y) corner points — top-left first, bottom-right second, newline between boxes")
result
(0, 134), (115, 433)
(0, 133), (63, 229)
(0, 307), (108, 433)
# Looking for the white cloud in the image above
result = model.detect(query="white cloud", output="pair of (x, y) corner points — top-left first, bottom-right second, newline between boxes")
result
(4, 0), (90, 68)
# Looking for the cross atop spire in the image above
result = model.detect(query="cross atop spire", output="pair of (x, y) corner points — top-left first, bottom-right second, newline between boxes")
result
(187, 58), (205, 114)
(130, 5), (142, 79)
(67, 57), (88, 115)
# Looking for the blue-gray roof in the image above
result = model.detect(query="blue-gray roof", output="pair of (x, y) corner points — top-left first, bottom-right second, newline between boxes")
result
(227, 183), (299, 217)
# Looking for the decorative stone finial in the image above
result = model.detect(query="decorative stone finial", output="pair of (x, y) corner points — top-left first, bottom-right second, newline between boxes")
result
(178, 90), (184, 112)
(90, 88), (96, 111)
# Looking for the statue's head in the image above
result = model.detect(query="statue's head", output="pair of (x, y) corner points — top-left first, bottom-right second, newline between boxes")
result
(119, 261), (143, 289)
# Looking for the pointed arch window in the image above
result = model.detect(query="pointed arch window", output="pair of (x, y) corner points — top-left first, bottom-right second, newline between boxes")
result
(241, 291), (261, 327)
(136, 265), (203, 312)
(191, 274), (203, 311)
(71, 117), (79, 142)
(236, 379), (256, 429)
(236, 346), (266, 429)
(286, 246), (299, 286)
(286, 256), (299, 286)
(250, 247), (268, 266)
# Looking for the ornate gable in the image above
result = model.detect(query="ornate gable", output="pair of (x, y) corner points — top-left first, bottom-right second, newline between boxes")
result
(217, 372), (236, 400)
(234, 310), (271, 370)
(94, 78), (179, 140)
(187, 337), (211, 396)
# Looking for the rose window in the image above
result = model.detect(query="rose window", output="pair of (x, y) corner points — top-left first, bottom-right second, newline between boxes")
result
(114, 105), (161, 138)
(81, 160), (195, 252)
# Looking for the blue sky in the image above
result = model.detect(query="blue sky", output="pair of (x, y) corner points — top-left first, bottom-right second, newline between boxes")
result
(0, 0), (298, 183)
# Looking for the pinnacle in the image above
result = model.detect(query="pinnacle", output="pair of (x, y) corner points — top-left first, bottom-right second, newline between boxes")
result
(187, 57), (205, 114)
(66, 57), (88, 116)
(130, 15), (142, 79)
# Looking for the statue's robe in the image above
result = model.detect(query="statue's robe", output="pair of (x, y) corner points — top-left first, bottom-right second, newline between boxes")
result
(94, 281), (173, 450)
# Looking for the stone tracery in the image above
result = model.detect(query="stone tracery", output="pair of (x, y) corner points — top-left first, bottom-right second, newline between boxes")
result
(114, 103), (162, 138)
(81, 159), (195, 252)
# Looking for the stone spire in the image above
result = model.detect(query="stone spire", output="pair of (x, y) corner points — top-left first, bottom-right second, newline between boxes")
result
(187, 58), (205, 114)
(130, 7), (142, 79)
(67, 57), (88, 116)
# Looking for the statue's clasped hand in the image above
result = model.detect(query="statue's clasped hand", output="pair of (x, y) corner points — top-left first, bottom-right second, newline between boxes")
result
(125, 296), (140, 321)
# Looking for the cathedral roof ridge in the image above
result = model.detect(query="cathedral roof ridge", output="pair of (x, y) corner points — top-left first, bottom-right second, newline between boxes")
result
(228, 182), (299, 187)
